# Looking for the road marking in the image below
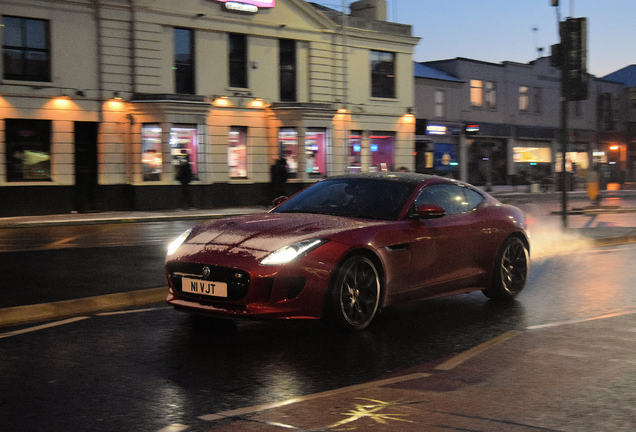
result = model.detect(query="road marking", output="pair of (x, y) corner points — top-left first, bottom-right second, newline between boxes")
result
(434, 330), (521, 371)
(527, 309), (636, 330)
(156, 424), (189, 432)
(96, 306), (170, 316)
(198, 372), (430, 422)
(0, 316), (89, 340)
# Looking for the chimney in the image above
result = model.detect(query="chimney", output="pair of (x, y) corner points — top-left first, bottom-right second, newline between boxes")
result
(350, 0), (387, 21)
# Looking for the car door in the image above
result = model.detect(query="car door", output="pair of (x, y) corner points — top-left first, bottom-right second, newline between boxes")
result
(407, 183), (485, 295)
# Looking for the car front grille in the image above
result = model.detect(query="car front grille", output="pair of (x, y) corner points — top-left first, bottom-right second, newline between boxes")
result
(166, 262), (250, 301)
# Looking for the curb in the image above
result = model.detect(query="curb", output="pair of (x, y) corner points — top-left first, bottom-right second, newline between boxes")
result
(0, 210), (266, 229)
(0, 287), (166, 328)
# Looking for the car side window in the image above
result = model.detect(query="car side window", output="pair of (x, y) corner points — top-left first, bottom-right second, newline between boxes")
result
(462, 187), (484, 210)
(415, 184), (473, 215)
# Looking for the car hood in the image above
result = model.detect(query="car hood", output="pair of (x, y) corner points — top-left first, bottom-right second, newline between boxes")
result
(187, 212), (379, 253)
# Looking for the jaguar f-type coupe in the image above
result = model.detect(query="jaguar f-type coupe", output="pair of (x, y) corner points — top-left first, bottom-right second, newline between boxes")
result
(166, 173), (529, 330)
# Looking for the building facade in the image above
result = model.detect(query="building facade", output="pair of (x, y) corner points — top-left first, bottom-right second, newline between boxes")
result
(414, 57), (629, 189)
(0, 0), (418, 215)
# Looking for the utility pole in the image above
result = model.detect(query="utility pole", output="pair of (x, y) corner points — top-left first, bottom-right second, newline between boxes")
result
(551, 1), (587, 229)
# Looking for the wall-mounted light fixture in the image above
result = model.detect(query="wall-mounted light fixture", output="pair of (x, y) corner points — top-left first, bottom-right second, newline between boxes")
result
(75, 90), (86, 97)
(53, 94), (71, 108)
(248, 98), (266, 108)
(212, 96), (231, 107)
(113, 91), (123, 101)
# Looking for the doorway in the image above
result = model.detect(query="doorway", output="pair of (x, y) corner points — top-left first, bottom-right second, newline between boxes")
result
(74, 122), (98, 212)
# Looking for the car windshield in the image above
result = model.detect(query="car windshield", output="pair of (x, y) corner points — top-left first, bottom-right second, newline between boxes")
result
(273, 177), (416, 220)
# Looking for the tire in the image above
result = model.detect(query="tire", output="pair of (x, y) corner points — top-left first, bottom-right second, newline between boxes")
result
(483, 236), (529, 300)
(326, 255), (381, 331)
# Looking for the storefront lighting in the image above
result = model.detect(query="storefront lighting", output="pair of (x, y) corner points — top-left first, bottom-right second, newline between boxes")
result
(249, 98), (266, 108)
(213, 96), (231, 107)
(107, 99), (125, 110)
(53, 95), (71, 108)
(402, 113), (415, 123)
(337, 108), (349, 114)
(609, 145), (620, 151)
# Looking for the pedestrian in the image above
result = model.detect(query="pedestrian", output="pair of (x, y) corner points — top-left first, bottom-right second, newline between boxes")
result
(176, 156), (193, 209)
(270, 157), (288, 201)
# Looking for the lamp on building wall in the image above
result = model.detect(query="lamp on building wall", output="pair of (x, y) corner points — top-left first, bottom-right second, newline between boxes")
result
(212, 95), (231, 107)
(249, 98), (267, 108)
(402, 107), (415, 123)
(53, 94), (71, 108)
(75, 90), (86, 97)
(113, 91), (124, 101)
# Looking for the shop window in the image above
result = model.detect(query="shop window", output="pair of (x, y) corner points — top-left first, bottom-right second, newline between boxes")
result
(228, 127), (248, 178)
(278, 128), (298, 179)
(370, 50), (395, 98)
(347, 132), (362, 173)
(2, 16), (50, 82)
(174, 28), (194, 94)
(5, 119), (51, 181)
(141, 124), (162, 181)
(279, 39), (296, 102)
(470, 80), (483, 107)
(369, 133), (394, 172)
(519, 86), (529, 112)
(170, 125), (199, 179)
(229, 33), (247, 88)
(513, 146), (552, 163)
(485, 81), (497, 109)
(305, 128), (327, 177)
(434, 90), (445, 118)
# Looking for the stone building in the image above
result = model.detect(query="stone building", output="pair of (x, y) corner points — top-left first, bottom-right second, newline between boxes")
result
(0, 0), (418, 215)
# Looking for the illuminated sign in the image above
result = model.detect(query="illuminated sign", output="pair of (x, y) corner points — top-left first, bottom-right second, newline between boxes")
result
(426, 125), (447, 135)
(464, 124), (480, 135)
(214, 0), (275, 12)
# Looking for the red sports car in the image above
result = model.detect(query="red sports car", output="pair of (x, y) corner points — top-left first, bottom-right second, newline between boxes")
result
(165, 173), (529, 331)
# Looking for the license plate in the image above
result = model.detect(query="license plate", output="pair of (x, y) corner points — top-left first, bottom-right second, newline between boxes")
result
(181, 277), (228, 298)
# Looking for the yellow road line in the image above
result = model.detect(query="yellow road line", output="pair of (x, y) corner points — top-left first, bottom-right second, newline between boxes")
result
(434, 330), (521, 371)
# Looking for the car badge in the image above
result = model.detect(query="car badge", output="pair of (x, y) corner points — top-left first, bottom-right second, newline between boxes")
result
(202, 266), (211, 279)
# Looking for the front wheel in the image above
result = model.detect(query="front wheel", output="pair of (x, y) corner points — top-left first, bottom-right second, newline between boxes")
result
(326, 255), (381, 331)
(483, 236), (529, 300)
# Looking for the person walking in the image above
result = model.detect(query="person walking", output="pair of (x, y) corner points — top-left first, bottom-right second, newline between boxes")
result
(176, 156), (193, 209)
(270, 157), (289, 202)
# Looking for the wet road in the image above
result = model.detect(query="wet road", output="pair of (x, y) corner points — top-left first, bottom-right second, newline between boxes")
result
(1, 198), (635, 432)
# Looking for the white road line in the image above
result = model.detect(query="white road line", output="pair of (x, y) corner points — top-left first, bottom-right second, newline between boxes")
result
(526, 309), (636, 330)
(434, 330), (521, 371)
(156, 423), (189, 432)
(96, 306), (169, 316)
(198, 372), (431, 422)
(0, 316), (89, 340)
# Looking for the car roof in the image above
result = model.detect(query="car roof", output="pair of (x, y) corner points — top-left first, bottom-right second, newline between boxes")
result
(327, 172), (454, 186)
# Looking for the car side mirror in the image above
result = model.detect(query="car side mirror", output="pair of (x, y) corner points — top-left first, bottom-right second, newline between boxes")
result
(412, 203), (445, 219)
(272, 196), (288, 206)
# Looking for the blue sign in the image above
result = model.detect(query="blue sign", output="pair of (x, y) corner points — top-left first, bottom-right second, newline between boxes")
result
(434, 143), (458, 171)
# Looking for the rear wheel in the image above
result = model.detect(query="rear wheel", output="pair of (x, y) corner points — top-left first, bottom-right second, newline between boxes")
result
(483, 236), (529, 300)
(326, 255), (381, 331)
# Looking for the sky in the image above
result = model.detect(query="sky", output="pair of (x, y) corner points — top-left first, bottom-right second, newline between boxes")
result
(309, 0), (635, 78)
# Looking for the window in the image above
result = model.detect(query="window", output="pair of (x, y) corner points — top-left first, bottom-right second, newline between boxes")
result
(369, 133), (394, 172)
(534, 87), (542, 114)
(485, 81), (497, 109)
(305, 128), (327, 177)
(141, 124), (162, 181)
(278, 128), (298, 179)
(279, 39), (296, 102)
(229, 33), (247, 88)
(370, 50), (395, 98)
(170, 125), (199, 179)
(347, 132), (362, 173)
(2, 16), (50, 81)
(228, 127), (248, 178)
(519, 86), (529, 112)
(434, 90), (445, 118)
(415, 184), (477, 215)
(470, 80), (483, 107)
(5, 119), (51, 181)
(174, 28), (194, 94)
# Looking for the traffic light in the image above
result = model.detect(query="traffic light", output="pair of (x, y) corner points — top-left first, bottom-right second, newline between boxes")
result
(560, 17), (588, 101)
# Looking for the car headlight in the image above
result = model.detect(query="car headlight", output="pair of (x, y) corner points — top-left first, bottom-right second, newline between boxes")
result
(167, 228), (192, 255)
(261, 239), (327, 265)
